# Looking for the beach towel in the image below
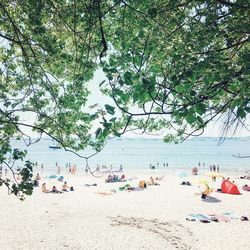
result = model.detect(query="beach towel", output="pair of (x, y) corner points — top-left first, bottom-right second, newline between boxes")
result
(186, 214), (211, 223)
(96, 191), (113, 195)
(208, 214), (230, 222)
(222, 212), (241, 220)
(85, 183), (97, 187)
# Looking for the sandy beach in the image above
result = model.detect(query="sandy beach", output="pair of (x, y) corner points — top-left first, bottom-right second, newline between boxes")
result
(0, 171), (250, 250)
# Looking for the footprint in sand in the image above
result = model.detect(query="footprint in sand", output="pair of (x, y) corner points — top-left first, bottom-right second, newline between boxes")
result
(109, 216), (195, 249)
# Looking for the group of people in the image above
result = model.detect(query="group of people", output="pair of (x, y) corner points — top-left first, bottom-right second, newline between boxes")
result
(149, 163), (169, 169)
(106, 174), (126, 183)
(147, 176), (160, 185)
(41, 181), (74, 193)
(210, 165), (220, 172)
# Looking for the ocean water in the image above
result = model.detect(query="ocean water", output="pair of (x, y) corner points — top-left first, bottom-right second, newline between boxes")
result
(8, 137), (250, 175)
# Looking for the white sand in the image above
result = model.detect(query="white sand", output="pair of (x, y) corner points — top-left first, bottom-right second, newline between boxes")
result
(0, 171), (250, 250)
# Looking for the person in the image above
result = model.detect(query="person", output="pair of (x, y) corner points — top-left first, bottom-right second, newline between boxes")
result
(243, 185), (250, 191)
(57, 165), (61, 174)
(33, 180), (39, 187)
(62, 182), (69, 191)
(36, 173), (41, 181)
(217, 165), (219, 173)
(148, 176), (159, 185)
(213, 165), (216, 172)
(192, 167), (198, 175)
(201, 184), (212, 199)
(51, 186), (58, 193)
(106, 175), (112, 182)
(41, 183), (49, 193)
(4, 169), (7, 177)
(210, 165), (212, 172)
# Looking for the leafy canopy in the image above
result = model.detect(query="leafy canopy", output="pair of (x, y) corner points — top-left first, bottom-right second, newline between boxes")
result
(0, 0), (249, 198)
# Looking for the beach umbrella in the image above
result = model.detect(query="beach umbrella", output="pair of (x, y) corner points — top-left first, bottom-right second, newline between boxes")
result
(197, 178), (209, 185)
(49, 175), (58, 179)
(205, 172), (224, 178)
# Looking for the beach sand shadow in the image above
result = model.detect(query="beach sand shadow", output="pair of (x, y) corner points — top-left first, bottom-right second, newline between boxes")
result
(201, 196), (221, 203)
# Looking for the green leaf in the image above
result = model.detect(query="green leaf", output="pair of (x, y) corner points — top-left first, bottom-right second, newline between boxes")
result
(237, 108), (246, 119)
(186, 114), (197, 124)
(175, 85), (185, 92)
(245, 107), (250, 113)
(95, 128), (102, 138)
(195, 103), (206, 115)
(104, 104), (115, 115)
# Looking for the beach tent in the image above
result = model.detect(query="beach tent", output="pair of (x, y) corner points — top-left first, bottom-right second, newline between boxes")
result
(221, 180), (240, 195)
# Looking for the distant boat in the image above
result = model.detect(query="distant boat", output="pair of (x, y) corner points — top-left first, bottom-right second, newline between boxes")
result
(49, 145), (61, 149)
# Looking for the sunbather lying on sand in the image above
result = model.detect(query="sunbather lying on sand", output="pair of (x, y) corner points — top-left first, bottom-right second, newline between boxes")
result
(147, 177), (160, 186)
(242, 185), (250, 191)
(156, 175), (164, 181)
(240, 176), (250, 180)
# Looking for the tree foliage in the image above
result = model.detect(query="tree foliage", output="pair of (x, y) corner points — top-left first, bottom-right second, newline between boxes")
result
(0, 0), (249, 198)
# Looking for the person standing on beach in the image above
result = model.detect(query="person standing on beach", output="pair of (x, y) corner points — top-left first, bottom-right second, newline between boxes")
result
(217, 165), (219, 173)
(57, 165), (61, 174)
(213, 165), (216, 172)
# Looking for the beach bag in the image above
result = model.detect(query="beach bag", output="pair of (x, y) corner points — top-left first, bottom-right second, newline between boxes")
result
(139, 180), (146, 188)
(70, 186), (74, 191)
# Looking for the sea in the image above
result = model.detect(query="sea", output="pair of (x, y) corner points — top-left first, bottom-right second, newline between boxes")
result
(7, 137), (250, 175)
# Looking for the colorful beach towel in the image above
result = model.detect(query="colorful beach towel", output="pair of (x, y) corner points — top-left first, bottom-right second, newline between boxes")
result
(186, 214), (211, 223)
